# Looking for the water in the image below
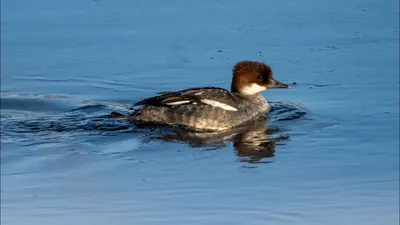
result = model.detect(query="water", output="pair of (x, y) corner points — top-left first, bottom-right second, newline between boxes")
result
(1, 0), (399, 224)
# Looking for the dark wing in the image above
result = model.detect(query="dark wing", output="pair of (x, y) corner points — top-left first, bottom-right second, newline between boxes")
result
(134, 87), (240, 110)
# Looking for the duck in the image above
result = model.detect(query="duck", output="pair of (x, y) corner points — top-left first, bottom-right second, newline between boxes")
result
(128, 61), (289, 131)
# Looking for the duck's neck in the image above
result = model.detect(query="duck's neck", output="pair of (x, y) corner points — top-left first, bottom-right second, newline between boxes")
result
(232, 90), (263, 100)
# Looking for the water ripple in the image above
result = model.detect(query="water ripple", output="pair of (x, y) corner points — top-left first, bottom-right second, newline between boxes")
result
(1, 95), (311, 163)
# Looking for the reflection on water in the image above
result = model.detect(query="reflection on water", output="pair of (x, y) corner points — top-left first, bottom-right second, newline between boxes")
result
(144, 116), (289, 163)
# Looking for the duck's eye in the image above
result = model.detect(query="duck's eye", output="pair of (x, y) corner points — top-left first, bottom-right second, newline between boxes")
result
(258, 75), (263, 80)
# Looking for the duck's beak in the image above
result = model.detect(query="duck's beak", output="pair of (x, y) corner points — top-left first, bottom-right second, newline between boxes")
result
(267, 78), (290, 89)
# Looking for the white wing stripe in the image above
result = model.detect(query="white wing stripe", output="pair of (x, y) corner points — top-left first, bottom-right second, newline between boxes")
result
(165, 100), (191, 105)
(200, 99), (238, 111)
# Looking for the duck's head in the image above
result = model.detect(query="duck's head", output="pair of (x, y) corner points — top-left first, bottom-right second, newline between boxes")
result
(231, 61), (289, 95)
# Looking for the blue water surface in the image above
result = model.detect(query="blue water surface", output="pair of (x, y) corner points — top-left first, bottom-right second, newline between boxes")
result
(1, 0), (399, 224)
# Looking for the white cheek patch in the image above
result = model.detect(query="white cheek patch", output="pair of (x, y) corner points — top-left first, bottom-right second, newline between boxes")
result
(165, 100), (191, 105)
(240, 83), (267, 95)
(200, 99), (238, 111)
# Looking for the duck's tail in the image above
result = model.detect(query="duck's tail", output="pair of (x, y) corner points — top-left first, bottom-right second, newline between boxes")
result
(110, 111), (137, 121)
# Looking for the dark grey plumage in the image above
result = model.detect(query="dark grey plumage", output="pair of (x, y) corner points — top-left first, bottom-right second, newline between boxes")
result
(130, 87), (270, 131)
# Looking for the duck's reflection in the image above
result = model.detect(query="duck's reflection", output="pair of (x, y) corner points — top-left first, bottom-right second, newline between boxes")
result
(137, 116), (289, 163)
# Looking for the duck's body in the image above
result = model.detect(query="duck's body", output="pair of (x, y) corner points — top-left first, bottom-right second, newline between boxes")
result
(129, 61), (289, 131)
(132, 87), (270, 131)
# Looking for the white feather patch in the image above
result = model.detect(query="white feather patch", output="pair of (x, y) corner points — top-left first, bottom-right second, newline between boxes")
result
(165, 100), (191, 105)
(200, 99), (238, 111)
(240, 83), (267, 95)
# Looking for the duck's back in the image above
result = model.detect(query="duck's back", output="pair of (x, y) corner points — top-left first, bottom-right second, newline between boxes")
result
(131, 87), (269, 131)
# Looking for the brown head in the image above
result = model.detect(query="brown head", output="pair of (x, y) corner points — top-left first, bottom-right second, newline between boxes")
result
(231, 61), (289, 95)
